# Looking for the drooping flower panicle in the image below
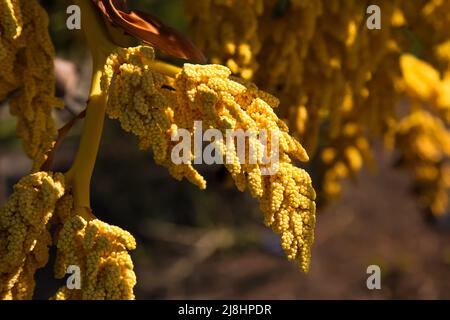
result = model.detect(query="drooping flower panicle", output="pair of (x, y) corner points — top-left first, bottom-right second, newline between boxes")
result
(0, 172), (65, 300)
(101, 46), (316, 271)
(0, 0), (63, 171)
(52, 195), (137, 300)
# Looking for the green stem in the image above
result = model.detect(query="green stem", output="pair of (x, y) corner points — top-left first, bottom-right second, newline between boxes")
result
(65, 0), (113, 219)
(65, 66), (105, 220)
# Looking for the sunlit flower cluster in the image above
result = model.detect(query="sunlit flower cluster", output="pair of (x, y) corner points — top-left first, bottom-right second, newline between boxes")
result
(187, 0), (450, 215)
(0, 0), (63, 171)
(186, 0), (264, 80)
(101, 46), (316, 271)
(101, 46), (207, 189)
(0, 172), (65, 300)
(52, 195), (137, 300)
(0, 172), (137, 300)
(175, 64), (316, 271)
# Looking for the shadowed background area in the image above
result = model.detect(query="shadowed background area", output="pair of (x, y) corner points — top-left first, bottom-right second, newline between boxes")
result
(0, 0), (449, 299)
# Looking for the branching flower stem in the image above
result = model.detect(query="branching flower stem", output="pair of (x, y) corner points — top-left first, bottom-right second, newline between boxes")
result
(64, 0), (112, 220)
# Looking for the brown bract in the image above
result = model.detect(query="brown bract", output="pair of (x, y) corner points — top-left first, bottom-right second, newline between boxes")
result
(91, 0), (206, 63)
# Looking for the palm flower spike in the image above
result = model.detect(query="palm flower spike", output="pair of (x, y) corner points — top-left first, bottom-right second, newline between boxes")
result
(68, 0), (315, 273)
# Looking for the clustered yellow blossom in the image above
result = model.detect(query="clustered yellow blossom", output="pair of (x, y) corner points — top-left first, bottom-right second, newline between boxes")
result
(391, 1), (450, 217)
(319, 121), (374, 200)
(175, 64), (316, 271)
(0, 0), (63, 171)
(0, 0), (23, 101)
(259, 159), (316, 272)
(188, 0), (401, 148)
(394, 53), (450, 217)
(400, 0), (450, 67)
(101, 46), (207, 189)
(400, 54), (450, 124)
(0, 1), (22, 40)
(0, 172), (65, 300)
(187, 0), (450, 215)
(187, 0), (402, 199)
(52, 195), (137, 300)
(394, 110), (450, 216)
(101, 47), (316, 271)
(0, 174), (137, 300)
(186, 0), (264, 80)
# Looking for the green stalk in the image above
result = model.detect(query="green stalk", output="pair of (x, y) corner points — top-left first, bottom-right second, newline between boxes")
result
(65, 0), (114, 219)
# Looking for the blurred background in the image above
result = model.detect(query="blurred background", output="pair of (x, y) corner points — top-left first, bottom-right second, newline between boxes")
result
(0, 0), (449, 299)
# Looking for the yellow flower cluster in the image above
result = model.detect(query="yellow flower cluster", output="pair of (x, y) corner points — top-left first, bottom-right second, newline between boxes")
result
(400, 0), (450, 66)
(0, 172), (65, 300)
(0, 0), (22, 40)
(52, 198), (137, 300)
(319, 122), (374, 200)
(186, 0), (264, 80)
(101, 47), (316, 270)
(0, 0), (63, 171)
(0, 173), (137, 300)
(187, 0), (402, 198)
(174, 64), (316, 271)
(394, 110), (450, 216)
(392, 1), (450, 217)
(394, 53), (450, 217)
(400, 54), (450, 123)
(259, 159), (316, 272)
(187, 0), (450, 215)
(101, 46), (207, 189)
(0, 0), (23, 101)
(188, 0), (400, 147)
